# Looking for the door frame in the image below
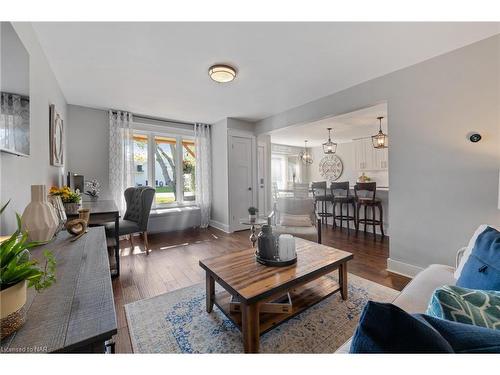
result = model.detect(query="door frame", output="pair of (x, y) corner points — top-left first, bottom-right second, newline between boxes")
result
(227, 129), (257, 232)
(257, 140), (269, 216)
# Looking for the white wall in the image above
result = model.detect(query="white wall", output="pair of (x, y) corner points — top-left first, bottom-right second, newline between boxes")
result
(66, 105), (111, 199)
(1, 23), (67, 234)
(256, 35), (500, 274)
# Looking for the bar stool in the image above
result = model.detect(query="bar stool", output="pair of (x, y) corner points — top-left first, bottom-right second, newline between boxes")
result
(354, 182), (384, 239)
(311, 181), (333, 225)
(331, 181), (357, 232)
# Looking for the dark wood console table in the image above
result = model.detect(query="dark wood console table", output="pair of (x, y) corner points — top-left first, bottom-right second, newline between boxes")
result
(0, 227), (117, 353)
(67, 199), (120, 277)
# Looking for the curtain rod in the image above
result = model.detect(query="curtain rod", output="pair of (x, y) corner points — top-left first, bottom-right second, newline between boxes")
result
(110, 110), (194, 127)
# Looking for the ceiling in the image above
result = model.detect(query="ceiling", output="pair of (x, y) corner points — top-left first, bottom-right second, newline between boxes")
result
(270, 103), (388, 147)
(32, 22), (500, 124)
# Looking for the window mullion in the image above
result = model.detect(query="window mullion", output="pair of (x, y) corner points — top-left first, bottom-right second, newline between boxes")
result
(176, 137), (183, 203)
(149, 133), (156, 207)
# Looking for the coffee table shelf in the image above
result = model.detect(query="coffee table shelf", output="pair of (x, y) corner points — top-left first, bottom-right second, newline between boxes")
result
(214, 274), (341, 335)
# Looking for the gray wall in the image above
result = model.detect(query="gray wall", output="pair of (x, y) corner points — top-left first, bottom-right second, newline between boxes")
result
(1, 23), (67, 234)
(256, 35), (500, 273)
(66, 105), (111, 199)
(210, 118), (229, 230)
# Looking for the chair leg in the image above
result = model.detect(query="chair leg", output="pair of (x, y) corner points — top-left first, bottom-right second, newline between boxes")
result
(129, 234), (134, 249)
(332, 202), (337, 230)
(346, 203), (350, 233)
(364, 205), (367, 233)
(379, 203), (385, 238)
(372, 206), (376, 239)
(143, 231), (150, 255)
(356, 203), (360, 235)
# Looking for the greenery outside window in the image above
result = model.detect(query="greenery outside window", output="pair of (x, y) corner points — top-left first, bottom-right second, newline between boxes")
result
(133, 131), (196, 207)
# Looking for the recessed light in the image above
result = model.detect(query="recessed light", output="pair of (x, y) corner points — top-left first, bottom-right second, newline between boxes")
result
(208, 64), (237, 83)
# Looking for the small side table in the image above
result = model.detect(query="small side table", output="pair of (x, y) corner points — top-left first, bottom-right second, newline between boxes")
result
(239, 218), (268, 247)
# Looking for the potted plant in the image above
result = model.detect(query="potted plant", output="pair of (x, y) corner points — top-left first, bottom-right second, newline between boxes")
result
(84, 179), (101, 201)
(0, 201), (56, 339)
(248, 206), (259, 223)
(49, 186), (81, 214)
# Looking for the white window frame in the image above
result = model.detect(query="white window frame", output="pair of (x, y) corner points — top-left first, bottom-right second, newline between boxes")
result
(132, 122), (195, 208)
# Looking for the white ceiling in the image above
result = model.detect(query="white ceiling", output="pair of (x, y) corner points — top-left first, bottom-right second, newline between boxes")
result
(270, 103), (388, 147)
(32, 22), (499, 124)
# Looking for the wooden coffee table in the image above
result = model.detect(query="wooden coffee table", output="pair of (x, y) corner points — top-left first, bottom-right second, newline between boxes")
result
(199, 238), (353, 353)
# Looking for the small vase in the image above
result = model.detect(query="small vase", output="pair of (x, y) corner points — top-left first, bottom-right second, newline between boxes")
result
(0, 281), (27, 339)
(249, 214), (257, 223)
(63, 202), (80, 215)
(22, 185), (59, 242)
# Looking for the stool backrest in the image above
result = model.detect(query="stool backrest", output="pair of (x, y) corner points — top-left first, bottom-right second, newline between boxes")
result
(311, 181), (327, 199)
(354, 182), (377, 200)
(331, 181), (350, 198)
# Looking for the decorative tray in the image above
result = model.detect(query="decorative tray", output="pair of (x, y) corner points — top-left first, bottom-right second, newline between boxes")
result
(255, 253), (297, 267)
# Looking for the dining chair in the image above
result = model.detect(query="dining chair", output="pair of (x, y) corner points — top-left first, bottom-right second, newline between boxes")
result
(105, 186), (155, 254)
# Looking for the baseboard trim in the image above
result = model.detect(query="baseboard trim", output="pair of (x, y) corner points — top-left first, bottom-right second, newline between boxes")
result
(209, 220), (231, 233)
(387, 258), (423, 278)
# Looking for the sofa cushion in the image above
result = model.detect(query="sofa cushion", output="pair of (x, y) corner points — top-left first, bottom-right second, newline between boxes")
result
(280, 214), (312, 227)
(426, 285), (500, 330)
(392, 264), (456, 313)
(273, 225), (317, 242)
(456, 226), (500, 291)
(350, 301), (500, 353)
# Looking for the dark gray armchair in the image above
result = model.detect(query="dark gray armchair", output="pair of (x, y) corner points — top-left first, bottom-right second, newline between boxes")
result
(105, 186), (155, 254)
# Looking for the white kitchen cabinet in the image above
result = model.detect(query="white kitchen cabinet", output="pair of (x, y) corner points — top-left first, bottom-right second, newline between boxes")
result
(353, 138), (388, 171)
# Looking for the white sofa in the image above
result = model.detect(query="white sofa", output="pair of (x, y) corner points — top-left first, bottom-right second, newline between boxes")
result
(335, 248), (465, 353)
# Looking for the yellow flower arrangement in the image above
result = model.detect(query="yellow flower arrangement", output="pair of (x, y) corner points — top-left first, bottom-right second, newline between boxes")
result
(49, 186), (81, 203)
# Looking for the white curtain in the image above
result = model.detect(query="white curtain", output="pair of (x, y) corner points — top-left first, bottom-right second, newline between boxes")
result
(194, 123), (212, 228)
(109, 110), (134, 213)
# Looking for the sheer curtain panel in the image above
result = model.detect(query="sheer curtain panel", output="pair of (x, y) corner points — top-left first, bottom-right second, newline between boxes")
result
(109, 110), (134, 213)
(194, 123), (212, 228)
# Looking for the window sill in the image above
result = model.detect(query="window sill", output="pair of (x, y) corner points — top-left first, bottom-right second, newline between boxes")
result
(150, 205), (200, 217)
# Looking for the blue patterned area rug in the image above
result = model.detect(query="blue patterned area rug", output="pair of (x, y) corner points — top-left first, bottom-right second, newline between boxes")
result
(125, 273), (398, 353)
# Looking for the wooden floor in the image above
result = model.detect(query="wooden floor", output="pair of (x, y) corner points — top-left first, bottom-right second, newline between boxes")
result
(111, 224), (410, 353)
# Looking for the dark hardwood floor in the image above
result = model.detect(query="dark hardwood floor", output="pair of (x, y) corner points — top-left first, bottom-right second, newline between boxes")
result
(111, 224), (410, 353)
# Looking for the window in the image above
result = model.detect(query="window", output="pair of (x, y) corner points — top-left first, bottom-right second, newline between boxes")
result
(132, 130), (196, 207)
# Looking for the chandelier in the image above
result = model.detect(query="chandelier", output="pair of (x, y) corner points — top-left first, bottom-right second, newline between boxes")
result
(322, 127), (337, 154)
(299, 140), (313, 165)
(371, 116), (388, 149)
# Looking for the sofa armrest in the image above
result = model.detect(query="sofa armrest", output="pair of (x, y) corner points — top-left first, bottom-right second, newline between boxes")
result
(456, 246), (467, 269)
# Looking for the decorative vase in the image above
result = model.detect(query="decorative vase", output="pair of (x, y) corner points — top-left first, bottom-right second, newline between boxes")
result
(0, 280), (27, 339)
(21, 185), (59, 242)
(249, 214), (257, 223)
(63, 202), (80, 215)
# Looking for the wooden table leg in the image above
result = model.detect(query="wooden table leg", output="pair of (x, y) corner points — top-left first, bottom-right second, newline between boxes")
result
(339, 263), (348, 300)
(206, 273), (215, 313)
(241, 302), (259, 353)
(114, 214), (120, 277)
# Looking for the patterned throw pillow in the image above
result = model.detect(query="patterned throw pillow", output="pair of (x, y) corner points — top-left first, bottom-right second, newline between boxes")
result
(426, 285), (500, 330)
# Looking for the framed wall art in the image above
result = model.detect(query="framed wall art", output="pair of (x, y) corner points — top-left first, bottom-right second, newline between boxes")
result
(49, 104), (64, 166)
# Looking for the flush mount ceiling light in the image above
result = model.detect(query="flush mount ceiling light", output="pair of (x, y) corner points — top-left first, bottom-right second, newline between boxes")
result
(208, 64), (237, 83)
(299, 140), (313, 165)
(322, 127), (337, 154)
(372, 116), (388, 149)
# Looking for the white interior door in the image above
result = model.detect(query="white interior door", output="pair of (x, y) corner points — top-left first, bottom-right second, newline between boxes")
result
(229, 135), (254, 231)
(257, 144), (267, 214)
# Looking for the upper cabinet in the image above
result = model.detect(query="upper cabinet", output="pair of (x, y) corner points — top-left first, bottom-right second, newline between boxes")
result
(353, 138), (388, 171)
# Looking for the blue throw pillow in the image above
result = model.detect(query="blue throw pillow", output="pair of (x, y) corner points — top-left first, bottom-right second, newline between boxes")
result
(350, 301), (500, 353)
(350, 302), (453, 353)
(456, 226), (500, 291)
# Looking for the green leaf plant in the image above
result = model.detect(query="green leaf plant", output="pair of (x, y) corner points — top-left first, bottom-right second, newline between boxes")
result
(0, 201), (56, 292)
